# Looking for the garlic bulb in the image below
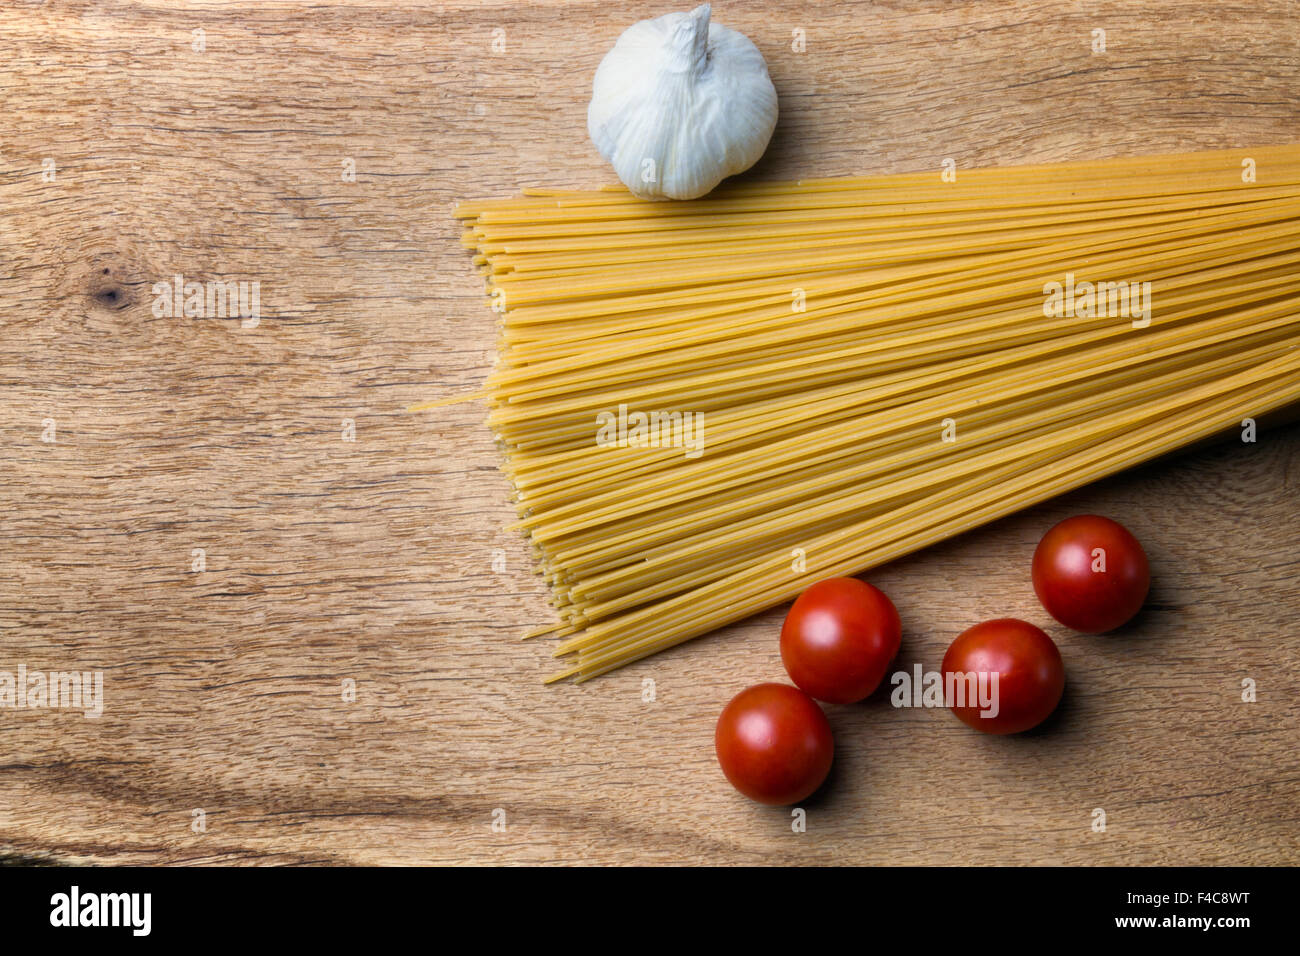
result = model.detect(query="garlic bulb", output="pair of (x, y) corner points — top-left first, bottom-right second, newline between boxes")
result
(587, 4), (779, 200)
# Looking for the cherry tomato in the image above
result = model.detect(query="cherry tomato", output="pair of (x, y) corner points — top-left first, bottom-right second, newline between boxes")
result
(1032, 514), (1150, 633)
(779, 577), (902, 704)
(715, 683), (833, 805)
(941, 619), (1064, 734)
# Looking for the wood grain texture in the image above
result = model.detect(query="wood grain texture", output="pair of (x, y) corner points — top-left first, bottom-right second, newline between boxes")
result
(0, 0), (1298, 865)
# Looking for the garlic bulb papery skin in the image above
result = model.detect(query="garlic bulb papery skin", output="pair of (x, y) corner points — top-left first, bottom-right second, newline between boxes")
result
(587, 4), (779, 200)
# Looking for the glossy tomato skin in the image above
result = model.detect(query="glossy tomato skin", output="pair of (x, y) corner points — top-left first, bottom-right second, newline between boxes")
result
(715, 683), (834, 805)
(1032, 515), (1150, 633)
(780, 577), (902, 704)
(941, 619), (1064, 735)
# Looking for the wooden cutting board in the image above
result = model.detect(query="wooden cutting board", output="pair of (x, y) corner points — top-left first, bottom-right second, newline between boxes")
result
(1, 0), (1297, 865)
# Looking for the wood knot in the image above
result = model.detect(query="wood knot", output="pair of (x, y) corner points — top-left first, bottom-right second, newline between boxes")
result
(87, 265), (132, 311)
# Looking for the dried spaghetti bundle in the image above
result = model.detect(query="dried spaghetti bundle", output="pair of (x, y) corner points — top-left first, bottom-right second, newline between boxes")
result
(429, 145), (1300, 681)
